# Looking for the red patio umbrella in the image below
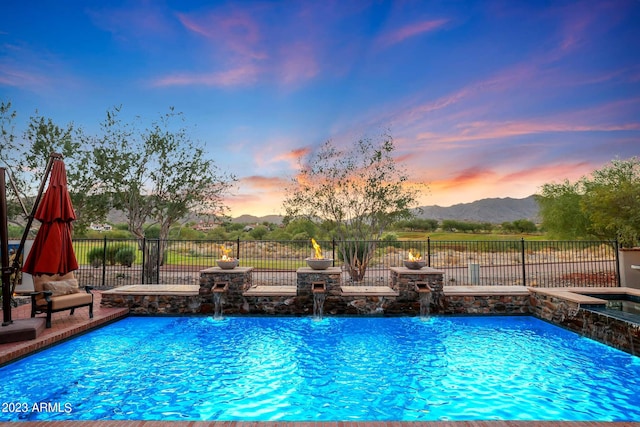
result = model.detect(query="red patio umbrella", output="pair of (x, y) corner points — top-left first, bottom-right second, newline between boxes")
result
(22, 158), (78, 276)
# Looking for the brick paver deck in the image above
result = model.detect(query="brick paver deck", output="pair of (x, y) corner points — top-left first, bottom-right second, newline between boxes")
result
(0, 291), (128, 365)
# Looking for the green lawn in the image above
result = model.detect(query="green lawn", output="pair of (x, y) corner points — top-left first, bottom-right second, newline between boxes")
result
(394, 231), (548, 241)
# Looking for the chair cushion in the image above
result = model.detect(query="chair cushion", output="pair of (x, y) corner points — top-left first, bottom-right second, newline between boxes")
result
(49, 293), (93, 311)
(43, 280), (80, 297)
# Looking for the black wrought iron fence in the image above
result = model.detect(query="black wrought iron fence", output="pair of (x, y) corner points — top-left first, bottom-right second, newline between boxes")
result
(69, 237), (620, 289)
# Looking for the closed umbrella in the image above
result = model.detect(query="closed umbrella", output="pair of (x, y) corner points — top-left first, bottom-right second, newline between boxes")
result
(22, 158), (78, 276)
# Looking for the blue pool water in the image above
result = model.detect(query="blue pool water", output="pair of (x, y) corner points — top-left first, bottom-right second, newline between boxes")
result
(1, 316), (640, 422)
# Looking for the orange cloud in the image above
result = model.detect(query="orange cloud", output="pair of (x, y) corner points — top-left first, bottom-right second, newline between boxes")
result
(274, 147), (311, 163)
(240, 175), (289, 190)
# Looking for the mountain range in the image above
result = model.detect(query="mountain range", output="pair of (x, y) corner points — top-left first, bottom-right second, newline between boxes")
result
(232, 195), (540, 225)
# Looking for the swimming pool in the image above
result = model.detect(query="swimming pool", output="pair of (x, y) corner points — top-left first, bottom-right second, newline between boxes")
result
(1, 316), (639, 422)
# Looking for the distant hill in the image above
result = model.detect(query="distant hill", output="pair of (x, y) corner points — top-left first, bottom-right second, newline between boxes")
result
(104, 195), (539, 226)
(414, 195), (539, 224)
(232, 195), (539, 225)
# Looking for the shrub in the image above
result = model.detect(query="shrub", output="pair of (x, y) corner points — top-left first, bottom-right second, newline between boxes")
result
(381, 232), (401, 248)
(115, 247), (137, 267)
(105, 243), (134, 265)
(87, 247), (104, 268)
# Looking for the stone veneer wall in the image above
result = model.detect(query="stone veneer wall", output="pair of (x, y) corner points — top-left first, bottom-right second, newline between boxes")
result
(388, 267), (444, 315)
(101, 293), (201, 314)
(199, 267), (253, 315)
(444, 295), (530, 315)
(530, 291), (640, 355)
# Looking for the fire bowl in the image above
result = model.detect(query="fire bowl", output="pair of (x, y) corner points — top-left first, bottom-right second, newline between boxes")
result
(403, 259), (426, 270)
(306, 258), (333, 270)
(216, 259), (239, 270)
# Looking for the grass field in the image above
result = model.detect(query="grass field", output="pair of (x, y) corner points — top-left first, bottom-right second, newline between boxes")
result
(394, 231), (547, 241)
(71, 232), (550, 268)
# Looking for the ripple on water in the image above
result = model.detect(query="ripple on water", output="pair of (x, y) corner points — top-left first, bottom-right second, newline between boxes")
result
(1, 316), (640, 422)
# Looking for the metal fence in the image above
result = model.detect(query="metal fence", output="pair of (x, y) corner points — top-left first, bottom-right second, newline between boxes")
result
(69, 237), (620, 289)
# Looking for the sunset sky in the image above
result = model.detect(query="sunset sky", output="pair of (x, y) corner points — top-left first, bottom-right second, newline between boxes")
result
(2, 0), (639, 217)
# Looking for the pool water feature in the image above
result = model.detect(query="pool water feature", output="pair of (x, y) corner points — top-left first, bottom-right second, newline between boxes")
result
(1, 316), (639, 422)
(585, 293), (640, 323)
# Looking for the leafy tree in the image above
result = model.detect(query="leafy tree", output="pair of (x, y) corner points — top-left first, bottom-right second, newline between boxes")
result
(283, 134), (424, 281)
(92, 106), (236, 282)
(393, 218), (439, 232)
(536, 180), (590, 240)
(502, 219), (537, 233)
(581, 158), (640, 247)
(283, 218), (319, 240)
(0, 101), (23, 225)
(536, 157), (640, 247)
(0, 101), (107, 233)
(249, 225), (269, 240)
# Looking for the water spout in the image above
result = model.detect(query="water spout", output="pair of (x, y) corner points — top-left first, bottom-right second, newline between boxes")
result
(312, 281), (326, 320)
(415, 282), (432, 319)
(212, 282), (229, 320)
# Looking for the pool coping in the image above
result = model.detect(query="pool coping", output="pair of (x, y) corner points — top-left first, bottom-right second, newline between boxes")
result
(529, 286), (640, 305)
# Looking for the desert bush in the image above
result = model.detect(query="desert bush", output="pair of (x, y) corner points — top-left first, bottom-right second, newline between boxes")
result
(87, 247), (104, 268)
(115, 247), (137, 267)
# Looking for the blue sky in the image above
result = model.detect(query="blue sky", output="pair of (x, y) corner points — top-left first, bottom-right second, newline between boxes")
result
(2, 0), (639, 217)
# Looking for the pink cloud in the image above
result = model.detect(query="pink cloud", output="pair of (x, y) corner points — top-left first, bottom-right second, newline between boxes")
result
(278, 42), (319, 85)
(153, 65), (259, 87)
(413, 118), (640, 147)
(377, 19), (448, 48)
(499, 161), (593, 184)
(88, 3), (176, 45)
(0, 63), (49, 89)
(177, 11), (265, 60)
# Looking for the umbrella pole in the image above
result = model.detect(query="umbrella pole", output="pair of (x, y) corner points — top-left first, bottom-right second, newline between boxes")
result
(1, 168), (12, 325)
(9, 152), (61, 275)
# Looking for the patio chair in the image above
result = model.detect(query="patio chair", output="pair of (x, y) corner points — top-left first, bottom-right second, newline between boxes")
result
(30, 272), (93, 328)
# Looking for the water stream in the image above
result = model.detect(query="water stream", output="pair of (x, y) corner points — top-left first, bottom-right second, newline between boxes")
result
(313, 292), (326, 320)
(419, 291), (432, 318)
(213, 292), (224, 320)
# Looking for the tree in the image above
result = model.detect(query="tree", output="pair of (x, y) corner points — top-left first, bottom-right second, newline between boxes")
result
(93, 106), (236, 281)
(0, 101), (23, 225)
(283, 134), (425, 281)
(536, 157), (640, 247)
(502, 219), (537, 234)
(0, 101), (107, 233)
(581, 158), (640, 247)
(536, 180), (590, 240)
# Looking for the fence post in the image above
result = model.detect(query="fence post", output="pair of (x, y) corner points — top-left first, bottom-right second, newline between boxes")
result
(141, 238), (146, 284)
(155, 239), (161, 284)
(332, 239), (336, 266)
(427, 237), (431, 267)
(521, 237), (526, 287)
(614, 239), (621, 287)
(101, 236), (107, 289)
(236, 237), (240, 260)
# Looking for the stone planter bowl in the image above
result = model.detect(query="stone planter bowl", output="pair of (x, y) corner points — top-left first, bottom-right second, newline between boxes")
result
(306, 258), (333, 270)
(403, 259), (426, 270)
(216, 259), (239, 270)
